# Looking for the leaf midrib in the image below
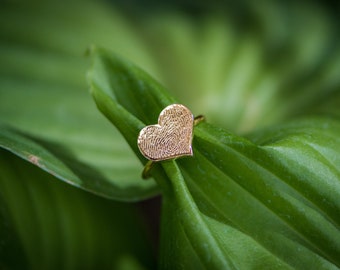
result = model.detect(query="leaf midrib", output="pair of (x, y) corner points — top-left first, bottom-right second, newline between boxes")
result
(162, 161), (237, 270)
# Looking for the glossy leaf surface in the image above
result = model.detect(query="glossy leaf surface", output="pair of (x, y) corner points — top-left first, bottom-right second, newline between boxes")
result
(0, 0), (160, 201)
(89, 47), (340, 269)
(1, 0), (340, 202)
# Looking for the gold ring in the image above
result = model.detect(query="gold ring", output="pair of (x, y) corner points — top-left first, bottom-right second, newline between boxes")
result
(138, 104), (205, 179)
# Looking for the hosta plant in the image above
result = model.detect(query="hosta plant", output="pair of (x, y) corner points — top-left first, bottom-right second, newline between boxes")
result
(0, 0), (339, 269)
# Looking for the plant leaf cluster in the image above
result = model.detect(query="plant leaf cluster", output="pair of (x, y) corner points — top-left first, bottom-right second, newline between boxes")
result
(0, 0), (339, 269)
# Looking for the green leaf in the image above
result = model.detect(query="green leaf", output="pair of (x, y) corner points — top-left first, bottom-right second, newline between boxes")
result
(0, 149), (156, 270)
(1, 0), (339, 203)
(89, 47), (340, 269)
(0, 85), (158, 201)
(88, 47), (176, 158)
(0, 0), (162, 201)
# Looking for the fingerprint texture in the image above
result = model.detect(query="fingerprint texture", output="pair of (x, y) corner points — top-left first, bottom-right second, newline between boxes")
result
(137, 104), (194, 161)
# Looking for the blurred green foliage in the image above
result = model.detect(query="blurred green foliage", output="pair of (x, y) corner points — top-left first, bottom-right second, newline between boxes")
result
(0, 0), (339, 269)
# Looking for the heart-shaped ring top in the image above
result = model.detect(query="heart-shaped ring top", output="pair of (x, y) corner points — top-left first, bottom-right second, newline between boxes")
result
(137, 104), (194, 161)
